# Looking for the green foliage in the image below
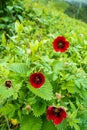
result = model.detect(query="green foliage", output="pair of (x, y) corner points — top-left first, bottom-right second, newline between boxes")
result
(15, 20), (24, 33)
(7, 63), (28, 74)
(0, 84), (14, 102)
(28, 77), (53, 100)
(64, 1), (87, 23)
(32, 98), (46, 117)
(53, 0), (69, 12)
(20, 115), (42, 130)
(0, 0), (87, 130)
(0, 103), (15, 119)
(74, 109), (87, 130)
(42, 120), (56, 130)
(56, 120), (67, 130)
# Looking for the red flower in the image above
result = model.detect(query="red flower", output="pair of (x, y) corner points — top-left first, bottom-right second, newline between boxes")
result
(53, 36), (69, 52)
(29, 72), (45, 88)
(5, 80), (12, 88)
(46, 106), (67, 125)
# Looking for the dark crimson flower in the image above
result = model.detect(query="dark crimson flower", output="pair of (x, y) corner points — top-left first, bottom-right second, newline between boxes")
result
(53, 36), (69, 52)
(29, 72), (45, 88)
(46, 106), (67, 125)
(5, 80), (12, 88)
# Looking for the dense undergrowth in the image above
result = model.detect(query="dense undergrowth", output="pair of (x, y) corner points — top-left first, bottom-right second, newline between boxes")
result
(0, 0), (87, 130)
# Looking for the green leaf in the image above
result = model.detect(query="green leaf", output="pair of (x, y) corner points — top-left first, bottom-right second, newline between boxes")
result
(69, 100), (76, 111)
(15, 20), (24, 33)
(53, 61), (64, 81)
(20, 115), (42, 130)
(75, 79), (81, 88)
(7, 63), (28, 74)
(27, 77), (53, 100)
(70, 111), (77, 119)
(0, 103), (15, 118)
(53, 61), (64, 71)
(13, 93), (18, 100)
(0, 85), (14, 102)
(2, 33), (6, 44)
(42, 120), (56, 130)
(74, 124), (80, 130)
(80, 79), (87, 89)
(15, 46), (25, 56)
(62, 81), (78, 94)
(32, 99), (46, 117)
(56, 120), (67, 130)
(79, 110), (87, 130)
(7, 5), (13, 11)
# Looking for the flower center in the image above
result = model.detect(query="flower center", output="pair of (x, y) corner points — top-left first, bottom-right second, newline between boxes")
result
(34, 76), (41, 84)
(54, 108), (59, 113)
(53, 108), (61, 116)
(58, 42), (64, 48)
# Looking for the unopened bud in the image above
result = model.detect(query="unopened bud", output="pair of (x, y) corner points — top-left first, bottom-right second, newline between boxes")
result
(25, 105), (31, 110)
(56, 93), (62, 100)
(5, 80), (12, 88)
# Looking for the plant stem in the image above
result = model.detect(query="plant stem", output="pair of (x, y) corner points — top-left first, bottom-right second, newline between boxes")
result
(4, 116), (10, 130)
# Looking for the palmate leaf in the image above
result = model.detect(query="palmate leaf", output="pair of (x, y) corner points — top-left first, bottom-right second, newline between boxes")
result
(6, 63), (28, 74)
(32, 99), (46, 117)
(20, 115), (42, 130)
(27, 77), (53, 100)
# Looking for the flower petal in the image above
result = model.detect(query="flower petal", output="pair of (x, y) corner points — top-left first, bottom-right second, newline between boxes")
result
(53, 116), (63, 125)
(46, 106), (55, 120)
(59, 108), (67, 119)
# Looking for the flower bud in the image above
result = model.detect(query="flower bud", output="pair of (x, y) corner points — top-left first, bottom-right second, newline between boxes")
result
(5, 80), (12, 88)
(56, 93), (62, 100)
(25, 105), (31, 111)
